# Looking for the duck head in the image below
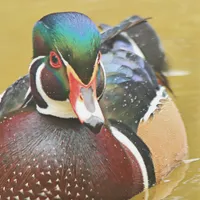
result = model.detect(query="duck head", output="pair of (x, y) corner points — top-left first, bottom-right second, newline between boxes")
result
(29, 12), (106, 133)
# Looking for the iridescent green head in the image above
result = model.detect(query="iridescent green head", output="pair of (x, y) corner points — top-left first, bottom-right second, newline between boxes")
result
(33, 12), (101, 84)
(29, 12), (105, 133)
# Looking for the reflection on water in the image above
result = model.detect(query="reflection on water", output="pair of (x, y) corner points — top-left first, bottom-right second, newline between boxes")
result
(0, 0), (200, 199)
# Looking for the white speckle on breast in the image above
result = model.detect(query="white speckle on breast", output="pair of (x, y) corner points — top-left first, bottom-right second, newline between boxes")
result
(36, 181), (41, 186)
(46, 190), (52, 195)
(42, 188), (48, 192)
(46, 171), (51, 175)
(76, 192), (80, 197)
(68, 172), (72, 176)
(25, 182), (29, 187)
(53, 195), (61, 200)
(54, 184), (61, 192)
(38, 192), (47, 197)
(47, 179), (52, 184)
(19, 189), (24, 194)
(28, 189), (34, 195)
(56, 178), (60, 183)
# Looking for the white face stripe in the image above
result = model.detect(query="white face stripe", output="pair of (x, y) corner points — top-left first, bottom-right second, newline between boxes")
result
(141, 86), (168, 122)
(56, 49), (70, 67)
(29, 56), (45, 70)
(35, 63), (77, 119)
(110, 126), (149, 190)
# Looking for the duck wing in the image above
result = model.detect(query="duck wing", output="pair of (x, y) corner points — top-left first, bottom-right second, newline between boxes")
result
(100, 16), (150, 44)
(100, 47), (167, 132)
(100, 15), (172, 93)
(0, 75), (31, 118)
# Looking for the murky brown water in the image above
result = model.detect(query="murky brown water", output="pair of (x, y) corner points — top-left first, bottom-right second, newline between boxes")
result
(0, 0), (200, 199)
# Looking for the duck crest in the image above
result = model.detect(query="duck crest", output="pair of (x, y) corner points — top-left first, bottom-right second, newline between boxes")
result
(33, 12), (101, 84)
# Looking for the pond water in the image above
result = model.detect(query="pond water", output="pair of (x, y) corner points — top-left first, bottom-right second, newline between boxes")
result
(0, 0), (200, 199)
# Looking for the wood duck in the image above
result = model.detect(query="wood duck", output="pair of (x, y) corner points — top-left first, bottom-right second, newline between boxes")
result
(0, 12), (187, 200)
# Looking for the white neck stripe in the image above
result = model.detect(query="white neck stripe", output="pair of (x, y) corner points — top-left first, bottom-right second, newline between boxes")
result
(35, 63), (77, 119)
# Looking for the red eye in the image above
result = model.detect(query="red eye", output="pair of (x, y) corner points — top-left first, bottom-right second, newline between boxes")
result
(49, 51), (62, 69)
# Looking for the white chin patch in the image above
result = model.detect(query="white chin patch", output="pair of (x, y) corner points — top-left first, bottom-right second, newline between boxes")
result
(35, 63), (77, 119)
(75, 98), (104, 122)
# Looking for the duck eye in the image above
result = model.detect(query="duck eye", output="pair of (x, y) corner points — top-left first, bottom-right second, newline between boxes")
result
(49, 51), (62, 69)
